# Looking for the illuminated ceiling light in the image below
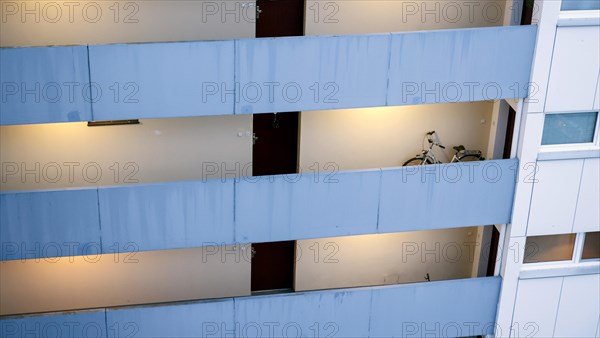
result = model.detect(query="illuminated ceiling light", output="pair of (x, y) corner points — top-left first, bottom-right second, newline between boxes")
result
(87, 119), (140, 127)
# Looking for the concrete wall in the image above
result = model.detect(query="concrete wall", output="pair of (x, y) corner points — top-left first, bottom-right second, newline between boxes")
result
(295, 227), (481, 291)
(1, 0), (510, 48)
(305, 0), (506, 36)
(299, 102), (494, 171)
(0, 277), (502, 337)
(2, 160), (518, 260)
(0, 246), (251, 316)
(1, 26), (536, 125)
(0, 115), (253, 191)
(0, 0), (256, 47)
(2, 101), (496, 191)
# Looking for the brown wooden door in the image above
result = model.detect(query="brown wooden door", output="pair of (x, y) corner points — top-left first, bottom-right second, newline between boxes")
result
(251, 241), (295, 292)
(256, 0), (305, 37)
(252, 1), (304, 177)
(252, 112), (299, 176)
(503, 106), (517, 159)
(486, 226), (501, 276)
(521, 0), (535, 25)
(250, 2), (303, 292)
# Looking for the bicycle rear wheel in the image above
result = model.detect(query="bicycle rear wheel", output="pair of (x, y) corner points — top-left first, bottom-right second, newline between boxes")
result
(403, 157), (432, 166)
(456, 154), (484, 162)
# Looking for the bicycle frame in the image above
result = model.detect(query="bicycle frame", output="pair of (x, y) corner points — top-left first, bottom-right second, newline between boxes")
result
(403, 131), (484, 166)
(418, 131), (445, 164)
(415, 139), (441, 164)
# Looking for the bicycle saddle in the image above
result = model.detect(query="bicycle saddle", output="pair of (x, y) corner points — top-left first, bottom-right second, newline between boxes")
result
(453, 145), (466, 152)
(461, 149), (482, 156)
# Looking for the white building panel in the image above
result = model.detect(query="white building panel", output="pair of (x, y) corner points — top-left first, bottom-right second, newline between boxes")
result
(524, 0), (561, 114)
(594, 74), (600, 110)
(512, 277), (562, 337)
(574, 158), (600, 233)
(554, 274), (600, 338)
(545, 26), (600, 112)
(528, 159), (584, 235)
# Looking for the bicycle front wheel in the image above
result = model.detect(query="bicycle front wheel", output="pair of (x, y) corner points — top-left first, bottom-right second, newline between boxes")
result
(403, 157), (432, 166)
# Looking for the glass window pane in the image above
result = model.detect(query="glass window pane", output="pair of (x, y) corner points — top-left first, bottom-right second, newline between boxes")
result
(541, 112), (598, 145)
(561, 0), (600, 11)
(582, 232), (600, 260)
(524, 234), (576, 263)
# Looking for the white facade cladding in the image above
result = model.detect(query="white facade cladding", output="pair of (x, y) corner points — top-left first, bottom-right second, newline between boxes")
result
(495, 0), (600, 337)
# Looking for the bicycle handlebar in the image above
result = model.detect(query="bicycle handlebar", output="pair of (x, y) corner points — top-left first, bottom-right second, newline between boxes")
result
(426, 131), (445, 149)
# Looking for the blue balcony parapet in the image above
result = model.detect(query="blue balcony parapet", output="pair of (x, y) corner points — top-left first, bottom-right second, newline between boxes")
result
(0, 46), (91, 125)
(1, 26), (537, 125)
(0, 159), (517, 260)
(378, 160), (518, 233)
(234, 169), (381, 242)
(235, 159), (517, 242)
(387, 26), (537, 105)
(89, 41), (235, 121)
(0, 189), (100, 261)
(0, 276), (502, 337)
(234, 34), (391, 114)
(0, 310), (106, 338)
(98, 180), (235, 253)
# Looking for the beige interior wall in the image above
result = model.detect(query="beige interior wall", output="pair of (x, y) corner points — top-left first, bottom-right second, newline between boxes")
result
(305, 0), (506, 36)
(0, 0), (256, 47)
(295, 227), (480, 291)
(0, 102), (494, 191)
(299, 102), (494, 172)
(1, 0), (508, 47)
(0, 115), (253, 191)
(0, 245), (251, 316)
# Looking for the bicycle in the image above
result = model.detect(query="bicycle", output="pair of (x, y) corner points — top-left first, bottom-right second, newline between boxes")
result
(402, 131), (485, 166)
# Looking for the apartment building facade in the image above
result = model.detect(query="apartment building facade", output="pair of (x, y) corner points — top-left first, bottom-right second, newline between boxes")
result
(0, 0), (598, 337)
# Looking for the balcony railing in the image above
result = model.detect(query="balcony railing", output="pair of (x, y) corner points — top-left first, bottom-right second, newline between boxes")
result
(1, 26), (536, 125)
(0, 276), (502, 337)
(1, 159), (517, 260)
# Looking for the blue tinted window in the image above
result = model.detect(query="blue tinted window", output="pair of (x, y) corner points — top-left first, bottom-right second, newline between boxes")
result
(542, 112), (598, 145)
(561, 0), (600, 11)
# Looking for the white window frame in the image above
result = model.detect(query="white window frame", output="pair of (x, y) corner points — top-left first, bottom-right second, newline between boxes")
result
(522, 233), (579, 266)
(539, 110), (600, 154)
(521, 232), (600, 279)
(580, 231), (600, 262)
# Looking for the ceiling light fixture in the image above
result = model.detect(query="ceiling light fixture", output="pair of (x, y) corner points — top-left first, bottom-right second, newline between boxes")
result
(87, 119), (140, 127)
